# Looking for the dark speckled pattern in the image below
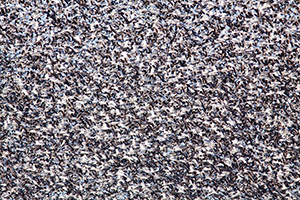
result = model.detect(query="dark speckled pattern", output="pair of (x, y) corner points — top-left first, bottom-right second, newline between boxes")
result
(1, 0), (300, 199)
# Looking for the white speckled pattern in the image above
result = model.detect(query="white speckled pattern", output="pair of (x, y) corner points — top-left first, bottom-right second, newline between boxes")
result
(0, 0), (300, 199)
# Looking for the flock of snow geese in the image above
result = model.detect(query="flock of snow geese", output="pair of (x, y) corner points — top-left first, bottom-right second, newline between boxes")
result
(0, 0), (299, 199)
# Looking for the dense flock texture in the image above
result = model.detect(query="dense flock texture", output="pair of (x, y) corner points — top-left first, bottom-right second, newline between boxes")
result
(1, 0), (300, 199)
